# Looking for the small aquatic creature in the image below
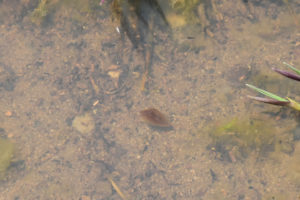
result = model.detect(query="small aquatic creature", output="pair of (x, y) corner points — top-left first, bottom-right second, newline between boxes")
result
(140, 108), (171, 127)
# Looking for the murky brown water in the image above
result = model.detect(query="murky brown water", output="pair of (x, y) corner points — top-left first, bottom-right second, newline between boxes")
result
(0, 0), (299, 199)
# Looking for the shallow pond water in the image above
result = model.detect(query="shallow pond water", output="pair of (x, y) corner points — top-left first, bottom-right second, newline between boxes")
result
(0, 0), (299, 199)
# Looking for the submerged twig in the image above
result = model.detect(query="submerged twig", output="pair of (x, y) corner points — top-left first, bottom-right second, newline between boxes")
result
(107, 176), (128, 200)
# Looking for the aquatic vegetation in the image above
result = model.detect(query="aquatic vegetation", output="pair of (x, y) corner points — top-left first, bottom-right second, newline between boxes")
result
(246, 62), (300, 111)
(246, 84), (290, 105)
(164, 0), (220, 29)
(286, 142), (300, 187)
(31, 0), (52, 25)
(208, 116), (292, 162)
(140, 108), (172, 128)
(168, 0), (200, 26)
(30, 0), (102, 25)
(0, 138), (15, 179)
(273, 62), (300, 81)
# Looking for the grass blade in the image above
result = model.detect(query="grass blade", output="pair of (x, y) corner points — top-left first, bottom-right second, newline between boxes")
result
(283, 62), (300, 75)
(245, 84), (289, 102)
(272, 68), (300, 81)
(247, 95), (290, 106)
(286, 97), (300, 111)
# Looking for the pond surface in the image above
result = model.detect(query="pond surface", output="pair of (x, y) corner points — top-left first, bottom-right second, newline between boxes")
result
(0, 0), (299, 199)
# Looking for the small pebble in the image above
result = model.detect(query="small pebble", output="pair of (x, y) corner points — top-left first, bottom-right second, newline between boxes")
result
(5, 111), (12, 117)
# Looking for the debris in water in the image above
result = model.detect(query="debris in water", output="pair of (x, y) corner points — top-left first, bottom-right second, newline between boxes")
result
(140, 108), (171, 128)
(72, 112), (95, 134)
(107, 176), (127, 200)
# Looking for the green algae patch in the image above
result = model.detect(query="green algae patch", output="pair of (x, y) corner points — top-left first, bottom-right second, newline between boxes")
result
(30, 0), (102, 25)
(0, 138), (15, 179)
(208, 116), (280, 162)
(285, 142), (300, 187)
(72, 112), (95, 134)
(168, 0), (200, 26)
(31, 0), (57, 26)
